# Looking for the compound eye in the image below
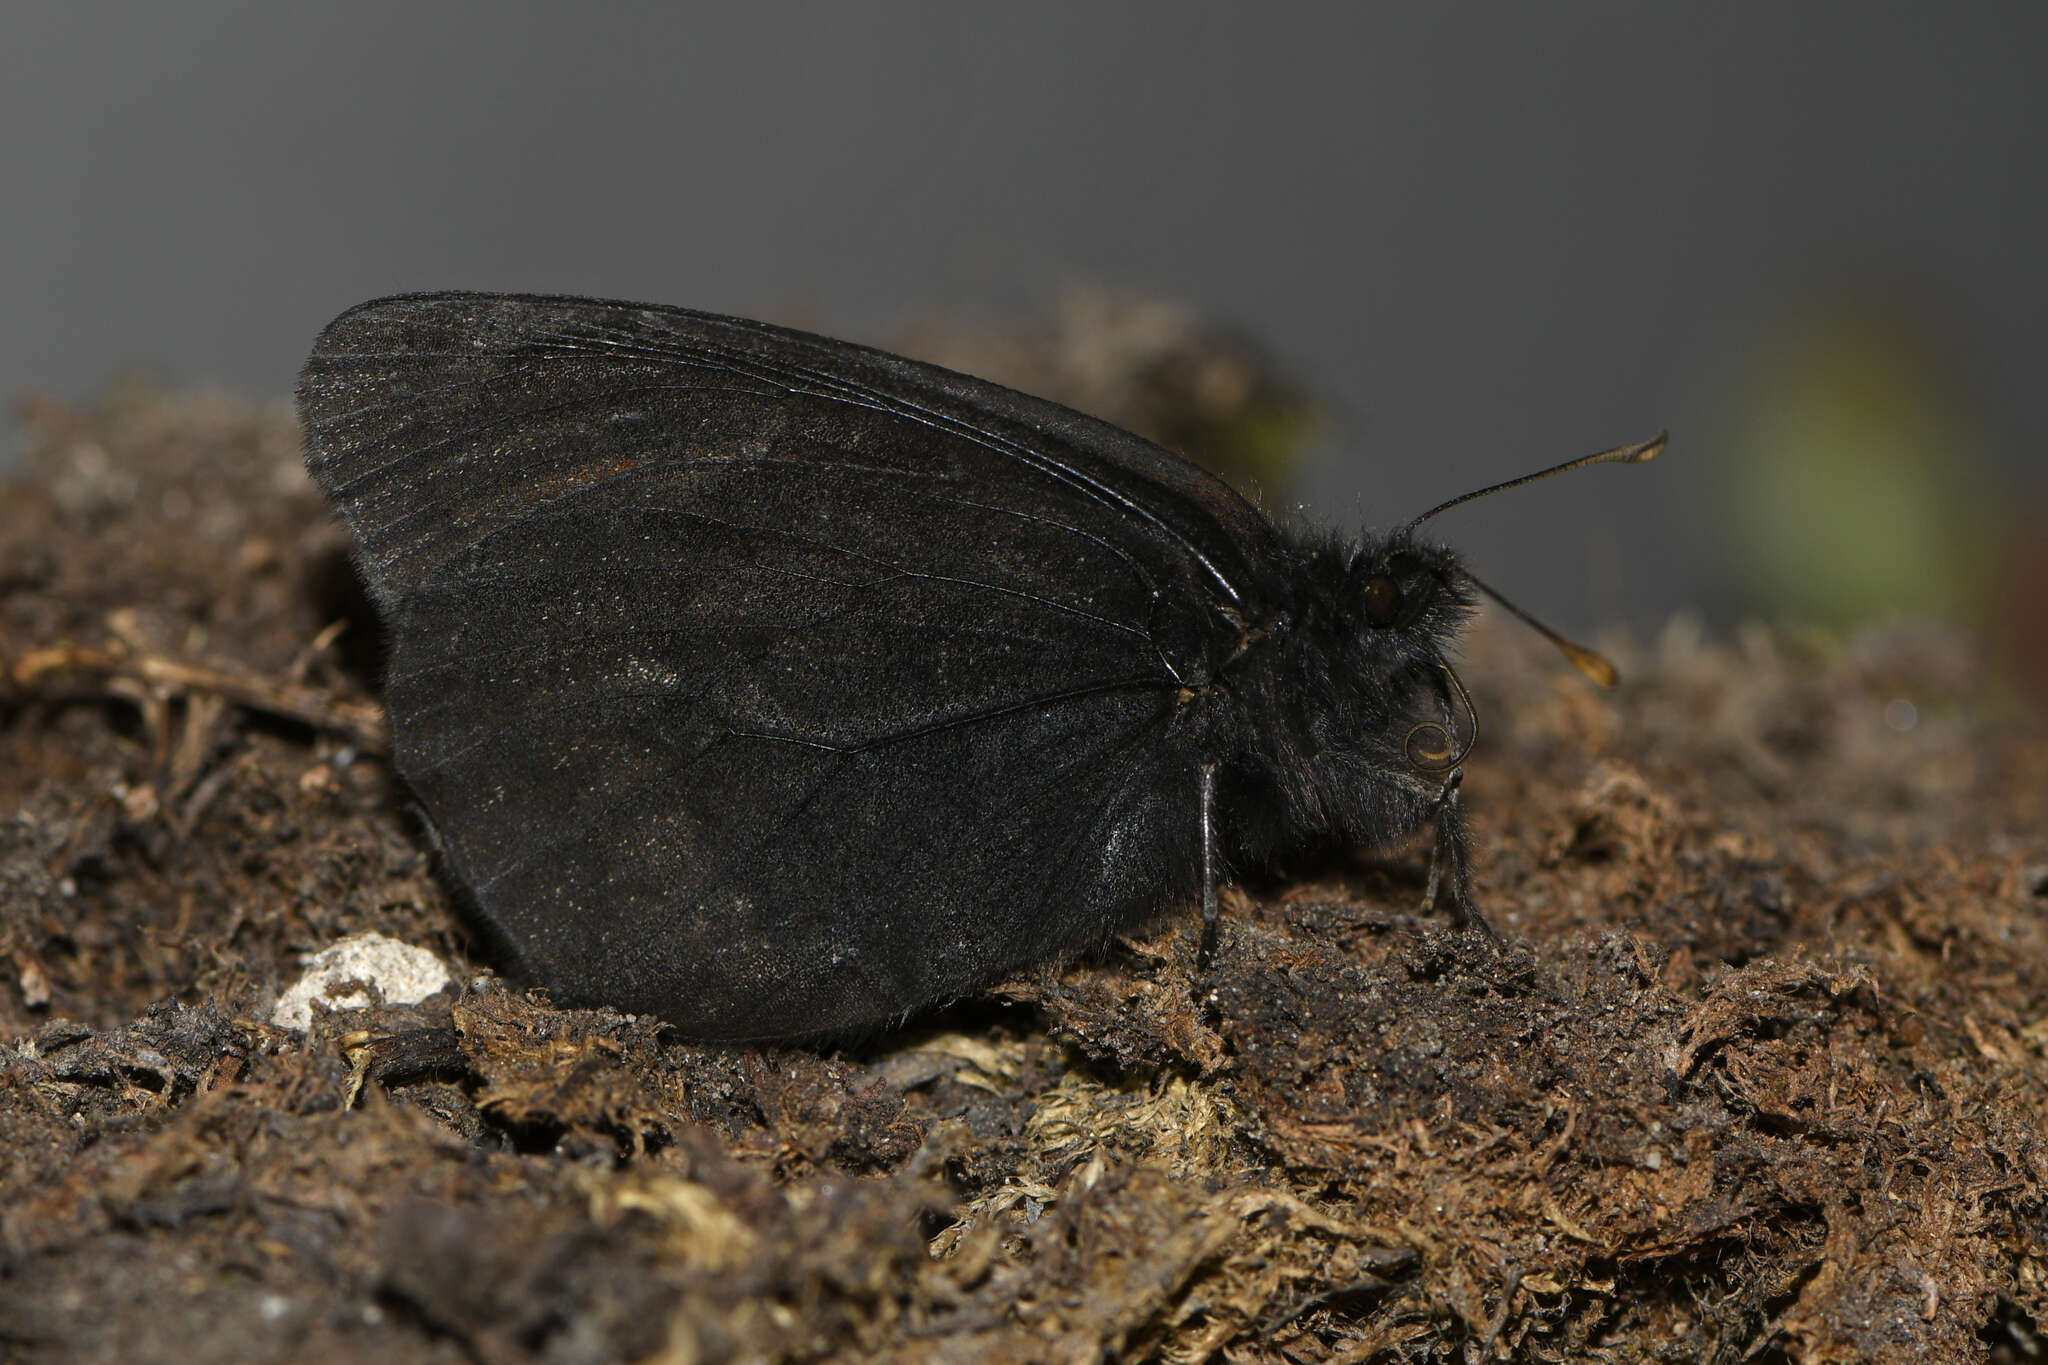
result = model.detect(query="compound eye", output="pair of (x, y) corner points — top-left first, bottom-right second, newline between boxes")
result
(1363, 573), (1403, 628)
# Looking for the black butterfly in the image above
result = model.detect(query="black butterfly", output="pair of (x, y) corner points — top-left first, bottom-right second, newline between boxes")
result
(299, 292), (1659, 1041)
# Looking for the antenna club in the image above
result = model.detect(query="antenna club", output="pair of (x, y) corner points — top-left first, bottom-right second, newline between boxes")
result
(1560, 641), (1620, 688)
(1620, 431), (1669, 464)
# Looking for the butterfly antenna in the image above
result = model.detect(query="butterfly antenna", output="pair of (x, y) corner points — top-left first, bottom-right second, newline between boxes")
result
(1399, 431), (1665, 688)
(1398, 432), (1666, 541)
(1466, 570), (1620, 687)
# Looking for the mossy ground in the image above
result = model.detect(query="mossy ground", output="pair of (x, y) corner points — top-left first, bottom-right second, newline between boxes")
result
(2, 380), (2044, 1363)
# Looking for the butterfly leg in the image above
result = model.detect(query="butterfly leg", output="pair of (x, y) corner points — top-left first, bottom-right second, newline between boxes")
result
(1420, 769), (1495, 939)
(1198, 760), (1220, 964)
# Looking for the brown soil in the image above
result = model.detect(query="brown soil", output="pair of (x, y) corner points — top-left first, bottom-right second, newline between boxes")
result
(2, 378), (2045, 1364)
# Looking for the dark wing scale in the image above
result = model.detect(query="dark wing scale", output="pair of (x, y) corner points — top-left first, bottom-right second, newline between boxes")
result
(300, 292), (1282, 1038)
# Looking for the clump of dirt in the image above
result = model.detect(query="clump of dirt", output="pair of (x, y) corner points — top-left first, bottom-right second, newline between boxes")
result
(3, 382), (2045, 1364)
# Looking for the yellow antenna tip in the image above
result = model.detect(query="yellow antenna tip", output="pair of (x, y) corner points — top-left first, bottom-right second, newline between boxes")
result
(1618, 431), (1668, 464)
(1560, 640), (1619, 688)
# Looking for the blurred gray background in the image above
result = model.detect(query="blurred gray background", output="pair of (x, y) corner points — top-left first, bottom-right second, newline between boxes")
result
(6, 2), (2044, 633)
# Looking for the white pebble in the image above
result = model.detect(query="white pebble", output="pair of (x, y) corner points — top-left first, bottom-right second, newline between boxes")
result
(271, 932), (452, 1030)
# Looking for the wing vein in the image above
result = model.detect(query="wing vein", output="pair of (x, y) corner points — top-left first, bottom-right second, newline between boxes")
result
(511, 323), (1244, 601)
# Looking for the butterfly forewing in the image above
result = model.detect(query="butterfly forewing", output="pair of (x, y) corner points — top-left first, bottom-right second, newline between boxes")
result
(299, 293), (1284, 1037)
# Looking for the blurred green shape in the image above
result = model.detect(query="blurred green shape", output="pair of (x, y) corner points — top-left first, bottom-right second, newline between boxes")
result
(1727, 296), (2001, 628)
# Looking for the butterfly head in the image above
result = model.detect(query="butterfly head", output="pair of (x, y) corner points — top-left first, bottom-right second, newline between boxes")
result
(1341, 534), (1481, 773)
(1281, 432), (1667, 802)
